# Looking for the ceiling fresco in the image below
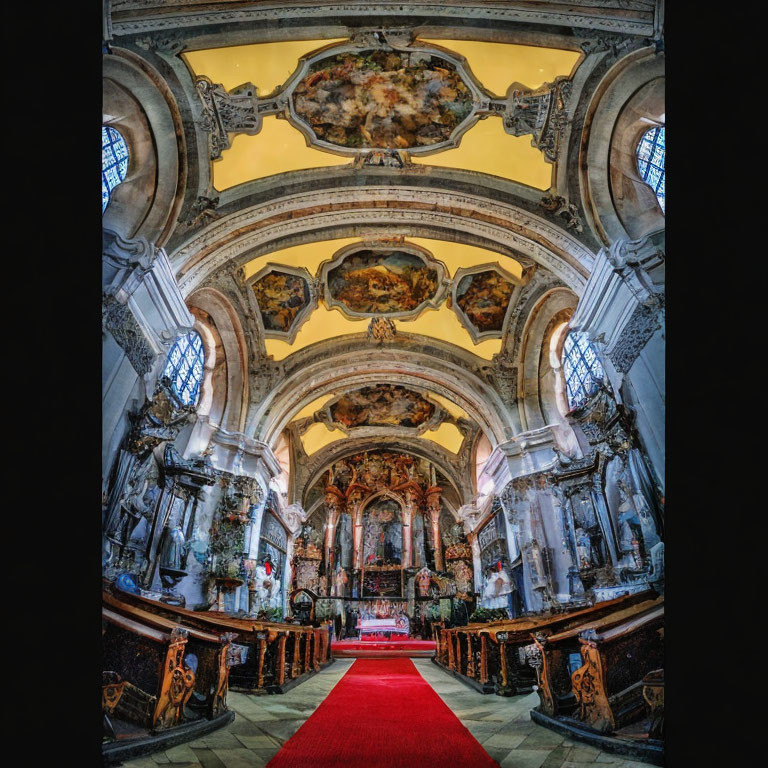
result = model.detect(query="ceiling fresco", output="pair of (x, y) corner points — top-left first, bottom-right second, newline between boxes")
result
(184, 37), (581, 188)
(455, 269), (515, 335)
(292, 49), (474, 151)
(238, 237), (528, 360)
(329, 385), (436, 430)
(251, 269), (312, 335)
(326, 248), (442, 317)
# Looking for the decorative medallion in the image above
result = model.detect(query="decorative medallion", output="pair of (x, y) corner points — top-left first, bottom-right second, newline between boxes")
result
(322, 242), (446, 319)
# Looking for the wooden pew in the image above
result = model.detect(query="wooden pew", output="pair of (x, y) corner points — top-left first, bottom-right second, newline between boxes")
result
(642, 669), (664, 739)
(532, 596), (663, 719)
(105, 586), (332, 693)
(570, 601), (664, 732)
(103, 591), (233, 719)
(435, 590), (656, 695)
(102, 607), (196, 731)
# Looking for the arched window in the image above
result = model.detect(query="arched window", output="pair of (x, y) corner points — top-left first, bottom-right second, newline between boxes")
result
(102, 126), (129, 212)
(562, 331), (605, 410)
(636, 126), (665, 213)
(162, 331), (205, 407)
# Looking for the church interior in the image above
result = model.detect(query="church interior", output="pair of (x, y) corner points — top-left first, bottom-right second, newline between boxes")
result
(101, 2), (666, 766)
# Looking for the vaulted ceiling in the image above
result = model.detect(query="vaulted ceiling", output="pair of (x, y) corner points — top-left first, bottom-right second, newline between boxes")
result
(104, 1), (664, 506)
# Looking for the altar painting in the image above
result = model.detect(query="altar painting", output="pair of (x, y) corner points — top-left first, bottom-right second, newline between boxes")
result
(252, 271), (311, 333)
(327, 250), (439, 315)
(292, 50), (474, 150)
(330, 384), (435, 429)
(363, 498), (403, 565)
(455, 270), (514, 333)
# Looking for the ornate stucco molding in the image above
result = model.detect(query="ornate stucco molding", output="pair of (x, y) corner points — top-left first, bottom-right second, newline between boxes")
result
(103, 230), (196, 388)
(169, 188), (595, 294)
(570, 234), (664, 375)
(110, 2), (659, 38)
(102, 296), (154, 377)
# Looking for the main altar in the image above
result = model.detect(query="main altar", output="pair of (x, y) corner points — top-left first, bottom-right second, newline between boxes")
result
(291, 450), (476, 638)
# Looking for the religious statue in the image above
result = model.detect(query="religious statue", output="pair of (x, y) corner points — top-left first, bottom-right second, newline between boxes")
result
(417, 566), (432, 597)
(575, 527), (594, 570)
(481, 565), (514, 610)
(252, 555), (282, 610)
(332, 566), (349, 598)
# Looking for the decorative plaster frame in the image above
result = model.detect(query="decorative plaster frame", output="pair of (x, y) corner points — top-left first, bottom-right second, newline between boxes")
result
(278, 38), (489, 158)
(246, 263), (317, 344)
(319, 240), (449, 320)
(451, 262), (520, 343)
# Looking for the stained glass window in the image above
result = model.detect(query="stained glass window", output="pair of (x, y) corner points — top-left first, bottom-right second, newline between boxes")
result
(636, 126), (665, 213)
(162, 331), (205, 407)
(102, 126), (129, 212)
(562, 331), (605, 410)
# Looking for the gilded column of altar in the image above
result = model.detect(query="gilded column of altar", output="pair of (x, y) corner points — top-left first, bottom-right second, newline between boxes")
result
(348, 486), (367, 571)
(323, 486), (345, 587)
(402, 486), (421, 569)
(426, 485), (444, 571)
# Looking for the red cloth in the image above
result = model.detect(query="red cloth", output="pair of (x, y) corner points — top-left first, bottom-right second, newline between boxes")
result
(266, 658), (499, 768)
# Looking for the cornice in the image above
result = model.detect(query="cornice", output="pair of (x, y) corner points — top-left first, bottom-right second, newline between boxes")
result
(110, 2), (659, 39)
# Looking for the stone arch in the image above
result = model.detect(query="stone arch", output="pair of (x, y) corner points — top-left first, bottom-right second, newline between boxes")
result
(186, 286), (250, 433)
(518, 287), (579, 434)
(578, 46), (665, 246)
(103, 47), (186, 246)
(252, 342), (511, 447)
(169, 187), (594, 294)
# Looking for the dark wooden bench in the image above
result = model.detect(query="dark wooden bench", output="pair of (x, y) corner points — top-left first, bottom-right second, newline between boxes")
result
(570, 600), (664, 732)
(106, 586), (332, 693)
(435, 590), (656, 695)
(532, 596), (663, 720)
(102, 607), (196, 731)
(104, 591), (233, 719)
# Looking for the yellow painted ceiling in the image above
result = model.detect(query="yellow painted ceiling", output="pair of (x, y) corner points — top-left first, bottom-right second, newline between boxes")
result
(415, 118), (552, 189)
(183, 39), (347, 96)
(291, 394), (335, 422)
(419, 39), (582, 95)
(299, 421), (464, 456)
(213, 118), (349, 191)
(243, 237), (519, 361)
(290, 389), (469, 427)
(184, 38), (580, 190)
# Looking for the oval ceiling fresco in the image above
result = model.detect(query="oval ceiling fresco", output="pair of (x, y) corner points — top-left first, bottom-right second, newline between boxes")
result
(324, 247), (443, 317)
(329, 384), (437, 430)
(291, 48), (475, 151)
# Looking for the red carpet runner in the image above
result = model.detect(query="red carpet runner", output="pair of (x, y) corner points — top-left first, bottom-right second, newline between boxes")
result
(331, 639), (436, 657)
(266, 658), (499, 768)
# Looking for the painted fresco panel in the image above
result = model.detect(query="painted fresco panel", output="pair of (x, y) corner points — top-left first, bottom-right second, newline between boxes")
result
(327, 249), (439, 315)
(252, 271), (310, 333)
(292, 50), (474, 150)
(330, 384), (435, 429)
(455, 270), (514, 333)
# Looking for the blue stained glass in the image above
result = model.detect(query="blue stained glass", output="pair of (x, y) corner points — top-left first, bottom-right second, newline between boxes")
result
(102, 126), (130, 213)
(162, 331), (205, 408)
(636, 126), (665, 213)
(562, 330), (605, 410)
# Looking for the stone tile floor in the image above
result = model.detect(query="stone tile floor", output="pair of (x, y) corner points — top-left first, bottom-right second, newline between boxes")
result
(121, 658), (652, 768)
